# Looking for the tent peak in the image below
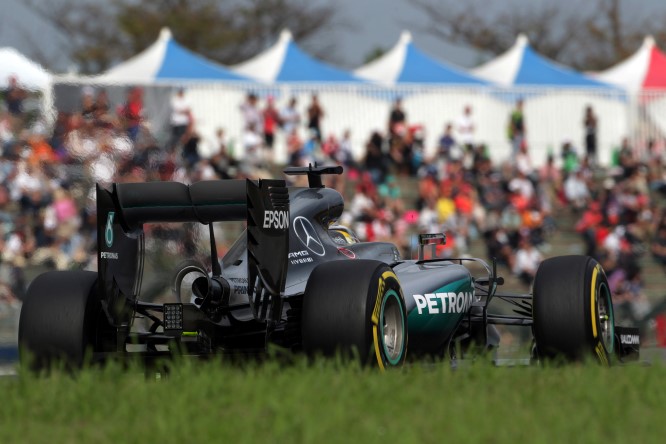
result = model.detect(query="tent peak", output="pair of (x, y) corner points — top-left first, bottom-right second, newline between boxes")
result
(516, 33), (529, 48)
(643, 35), (656, 48)
(159, 27), (173, 42)
(279, 29), (293, 43)
(399, 30), (413, 45)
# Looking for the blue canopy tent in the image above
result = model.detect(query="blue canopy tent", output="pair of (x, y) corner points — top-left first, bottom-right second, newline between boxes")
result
(93, 27), (249, 83)
(355, 31), (486, 86)
(472, 34), (610, 88)
(232, 30), (362, 83)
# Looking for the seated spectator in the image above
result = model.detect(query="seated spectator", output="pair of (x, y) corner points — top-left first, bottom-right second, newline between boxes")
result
(563, 168), (589, 211)
(513, 237), (542, 286)
(438, 123), (455, 160)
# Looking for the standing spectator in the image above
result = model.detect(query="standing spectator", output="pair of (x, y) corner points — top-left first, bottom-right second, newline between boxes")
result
(262, 96), (280, 159)
(286, 127), (303, 166)
(456, 105), (475, 152)
(4, 75), (26, 131)
(306, 93), (324, 142)
(242, 123), (263, 168)
(280, 97), (300, 135)
(240, 92), (262, 132)
(1, 111), (14, 149)
(81, 86), (96, 121)
(388, 97), (406, 136)
(181, 127), (201, 168)
(93, 89), (113, 128)
(121, 87), (143, 143)
(508, 98), (525, 156)
(364, 131), (387, 183)
(338, 129), (356, 170)
(583, 105), (598, 164)
(169, 88), (192, 152)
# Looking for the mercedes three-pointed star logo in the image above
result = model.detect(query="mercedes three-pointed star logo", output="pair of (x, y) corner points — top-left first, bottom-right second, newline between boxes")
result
(293, 216), (326, 256)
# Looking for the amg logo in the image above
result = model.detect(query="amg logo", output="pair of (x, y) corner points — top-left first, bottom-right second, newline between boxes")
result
(263, 210), (289, 230)
(288, 250), (309, 258)
(620, 334), (640, 345)
(100, 251), (119, 260)
(413, 292), (474, 315)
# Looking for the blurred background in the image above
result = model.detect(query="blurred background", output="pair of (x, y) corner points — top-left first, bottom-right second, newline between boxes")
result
(2, 0), (666, 364)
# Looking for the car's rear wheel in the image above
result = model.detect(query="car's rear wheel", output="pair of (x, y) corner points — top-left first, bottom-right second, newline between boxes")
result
(19, 270), (115, 370)
(301, 259), (407, 368)
(533, 255), (614, 364)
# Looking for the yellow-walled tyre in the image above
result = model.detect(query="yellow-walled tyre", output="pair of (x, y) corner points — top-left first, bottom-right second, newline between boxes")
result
(533, 256), (614, 365)
(302, 259), (407, 369)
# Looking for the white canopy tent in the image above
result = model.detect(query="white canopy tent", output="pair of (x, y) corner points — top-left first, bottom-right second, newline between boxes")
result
(0, 47), (51, 91)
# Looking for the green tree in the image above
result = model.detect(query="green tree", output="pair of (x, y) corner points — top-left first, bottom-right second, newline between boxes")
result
(410, 0), (666, 70)
(26, 0), (341, 74)
(363, 47), (386, 65)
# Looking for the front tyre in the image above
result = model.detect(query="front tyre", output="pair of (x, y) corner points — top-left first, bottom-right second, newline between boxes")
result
(533, 256), (614, 364)
(302, 260), (407, 368)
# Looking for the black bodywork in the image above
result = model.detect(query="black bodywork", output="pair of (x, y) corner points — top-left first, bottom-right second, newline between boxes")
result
(92, 165), (640, 362)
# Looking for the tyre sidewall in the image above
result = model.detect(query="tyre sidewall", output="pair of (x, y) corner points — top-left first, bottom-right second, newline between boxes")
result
(365, 267), (407, 368)
(585, 261), (614, 364)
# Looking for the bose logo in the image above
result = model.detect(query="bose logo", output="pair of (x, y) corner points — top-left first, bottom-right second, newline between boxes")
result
(413, 292), (474, 315)
(620, 334), (640, 345)
(263, 210), (289, 230)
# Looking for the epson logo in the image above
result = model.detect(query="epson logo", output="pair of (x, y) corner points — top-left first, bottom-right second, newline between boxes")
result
(263, 210), (289, 230)
(413, 292), (474, 315)
(620, 334), (640, 345)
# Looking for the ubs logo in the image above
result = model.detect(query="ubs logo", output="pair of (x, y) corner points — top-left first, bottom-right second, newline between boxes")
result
(293, 216), (326, 256)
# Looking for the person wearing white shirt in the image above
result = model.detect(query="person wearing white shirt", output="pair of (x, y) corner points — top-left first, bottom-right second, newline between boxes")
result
(564, 169), (590, 211)
(169, 88), (192, 151)
(456, 105), (475, 150)
(280, 97), (300, 135)
(513, 238), (543, 286)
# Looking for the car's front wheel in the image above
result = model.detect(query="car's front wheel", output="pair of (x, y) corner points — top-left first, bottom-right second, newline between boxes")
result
(532, 255), (614, 364)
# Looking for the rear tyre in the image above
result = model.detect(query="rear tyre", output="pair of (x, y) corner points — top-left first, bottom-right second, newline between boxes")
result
(302, 260), (407, 368)
(533, 256), (614, 364)
(18, 270), (114, 370)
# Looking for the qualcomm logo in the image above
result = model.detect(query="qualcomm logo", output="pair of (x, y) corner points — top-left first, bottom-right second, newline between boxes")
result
(293, 216), (325, 256)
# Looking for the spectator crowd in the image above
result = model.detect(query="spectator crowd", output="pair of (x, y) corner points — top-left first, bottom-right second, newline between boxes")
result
(1, 78), (665, 328)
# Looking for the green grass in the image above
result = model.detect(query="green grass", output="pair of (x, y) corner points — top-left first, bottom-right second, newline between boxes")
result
(1, 358), (665, 443)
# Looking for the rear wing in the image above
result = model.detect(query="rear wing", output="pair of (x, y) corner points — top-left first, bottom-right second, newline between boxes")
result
(109, 180), (247, 232)
(96, 179), (289, 325)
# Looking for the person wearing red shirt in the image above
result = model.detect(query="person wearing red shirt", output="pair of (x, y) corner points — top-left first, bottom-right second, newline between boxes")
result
(121, 87), (143, 143)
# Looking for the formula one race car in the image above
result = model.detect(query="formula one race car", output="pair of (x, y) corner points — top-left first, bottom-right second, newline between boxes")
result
(19, 165), (640, 370)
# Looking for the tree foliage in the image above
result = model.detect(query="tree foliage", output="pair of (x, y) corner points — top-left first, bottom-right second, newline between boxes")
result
(26, 0), (340, 74)
(410, 0), (666, 70)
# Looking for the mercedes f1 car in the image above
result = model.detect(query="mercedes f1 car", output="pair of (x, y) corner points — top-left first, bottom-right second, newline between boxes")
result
(19, 165), (640, 369)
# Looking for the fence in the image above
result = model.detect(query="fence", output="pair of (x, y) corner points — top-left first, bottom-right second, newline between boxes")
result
(53, 81), (666, 167)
